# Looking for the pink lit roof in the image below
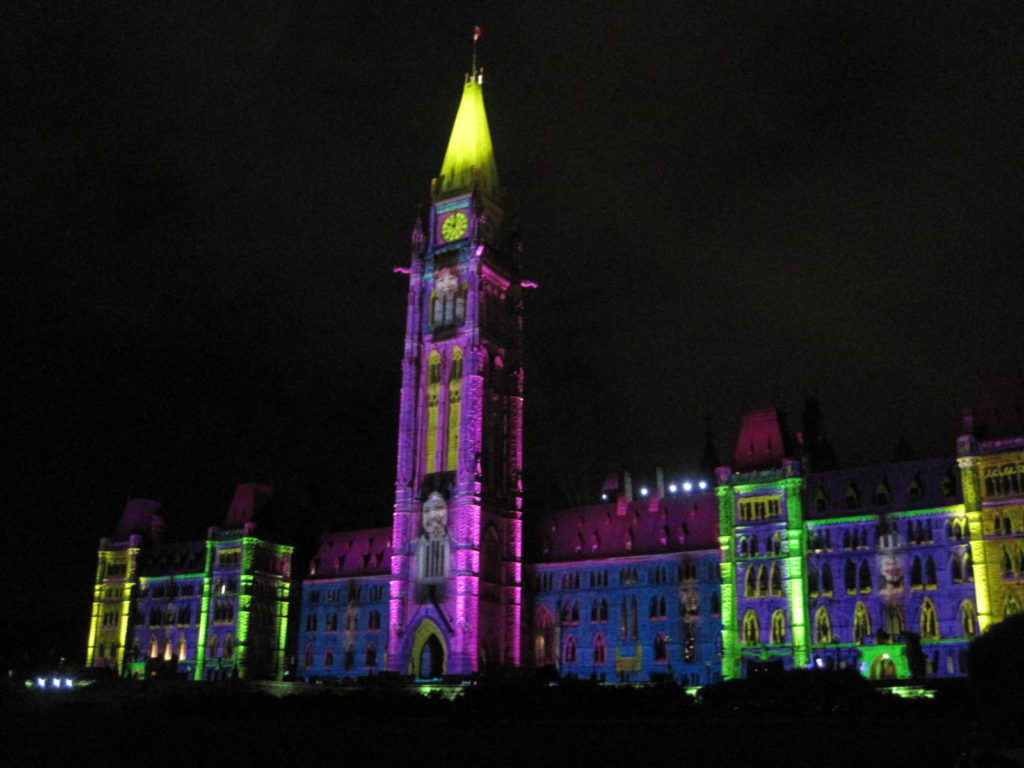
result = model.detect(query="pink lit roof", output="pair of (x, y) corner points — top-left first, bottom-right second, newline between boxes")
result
(733, 409), (788, 470)
(528, 494), (720, 562)
(309, 527), (392, 578)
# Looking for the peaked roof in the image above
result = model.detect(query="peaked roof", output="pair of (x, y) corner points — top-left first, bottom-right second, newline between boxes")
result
(436, 74), (499, 201)
(527, 494), (720, 562)
(733, 409), (789, 470)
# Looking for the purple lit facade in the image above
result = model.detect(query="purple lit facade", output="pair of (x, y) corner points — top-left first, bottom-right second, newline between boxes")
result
(385, 74), (524, 678)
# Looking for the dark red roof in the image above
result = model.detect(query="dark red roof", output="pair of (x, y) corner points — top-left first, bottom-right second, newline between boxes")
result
(309, 527), (392, 577)
(528, 494), (720, 562)
(733, 409), (788, 470)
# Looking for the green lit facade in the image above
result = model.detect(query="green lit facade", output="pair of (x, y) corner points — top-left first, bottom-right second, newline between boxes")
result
(715, 407), (1024, 680)
(87, 485), (293, 680)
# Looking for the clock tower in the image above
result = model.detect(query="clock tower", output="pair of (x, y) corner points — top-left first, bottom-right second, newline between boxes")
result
(387, 64), (524, 677)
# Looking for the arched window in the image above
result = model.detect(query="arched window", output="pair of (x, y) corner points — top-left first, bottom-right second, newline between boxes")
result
(303, 643), (313, 668)
(741, 610), (760, 646)
(757, 565), (768, 596)
(884, 605), (905, 637)
(769, 563), (783, 596)
(224, 634), (235, 659)
(739, 537), (749, 557)
(324, 647), (334, 667)
(600, 599), (608, 622)
(209, 634), (220, 659)
(964, 551), (974, 582)
(654, 633), (669, 662)
(534, 607), (555, 665)
(853, 602), (871, 644)
(821, 564), (833, 595)
(960, 600), (978, 638)
(177, 634), (187, 660)
(149, 635), (159, 659)
(1002, 547), (1014, 576)
(564, 635), (577, 664)
(950, 556), (963, 583)
(745, 566), (757, 597)
(771, 610), (786, 644)
(920, 599), (939, 640)
(593, 634), (607, 665)
(630, 596), (638, 639)
(344, 644), (355, 670)
(750, 536), (759, 557)
(425, 350), (441, 473)
(365, 643), (377, 668)
(858, 561), (872, 593)
(446, 347), (463, 471)
(925, 557), (937, 587)
(842, 530), (852, 550)
(809, 565), (820, 596)
(844, 560), (856, 593)
(771, 532), (782, 555)
(815, 606), (831, 644)
(911, 557), (923, 588)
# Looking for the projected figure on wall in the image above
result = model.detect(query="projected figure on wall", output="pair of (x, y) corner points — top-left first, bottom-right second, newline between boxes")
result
(430, 266), (466, 330)
(417, 491), (450, 598)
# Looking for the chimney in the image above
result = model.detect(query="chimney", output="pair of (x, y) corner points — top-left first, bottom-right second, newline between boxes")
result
(616, 471), (633, 517)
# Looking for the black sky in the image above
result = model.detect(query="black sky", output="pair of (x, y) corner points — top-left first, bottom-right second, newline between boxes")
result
(5, 1), (1023, 664)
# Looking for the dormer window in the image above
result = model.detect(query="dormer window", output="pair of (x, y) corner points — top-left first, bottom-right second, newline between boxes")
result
(845, 483), (860, 509)
(873, 481), (891, 506)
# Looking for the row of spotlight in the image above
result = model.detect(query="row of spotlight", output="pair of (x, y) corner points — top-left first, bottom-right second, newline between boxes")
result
(600, 479), (709, 502)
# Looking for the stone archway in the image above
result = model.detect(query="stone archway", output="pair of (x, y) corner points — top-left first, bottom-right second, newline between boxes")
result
(410, 618), (447, 680)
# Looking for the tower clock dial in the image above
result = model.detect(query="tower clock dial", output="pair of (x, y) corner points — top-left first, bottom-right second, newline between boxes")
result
(440, 211), (469, 242)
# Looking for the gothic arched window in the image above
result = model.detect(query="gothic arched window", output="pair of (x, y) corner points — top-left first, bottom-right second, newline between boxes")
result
(564, 635), (577, 664)
(771, 610), (786, 645)
(853, 602), (871, 644)
(741, 610), (760, 646)
(960, 600), (978, 638)
(815, 606), (831, 644)
(920, 599), (939, 640)
(858, 560), (872, 593)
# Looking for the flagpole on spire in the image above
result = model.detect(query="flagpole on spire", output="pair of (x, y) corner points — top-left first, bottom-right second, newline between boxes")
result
(472, 25), (482, 80)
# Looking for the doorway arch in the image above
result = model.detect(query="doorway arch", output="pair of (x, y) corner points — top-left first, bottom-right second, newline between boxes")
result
(410, 618), (447, 680)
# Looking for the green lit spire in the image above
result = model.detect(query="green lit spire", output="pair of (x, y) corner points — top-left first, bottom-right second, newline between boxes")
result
(436, 72), (499, 202)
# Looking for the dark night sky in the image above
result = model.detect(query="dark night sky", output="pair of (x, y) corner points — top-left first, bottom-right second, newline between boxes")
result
(5, 2), (1023, 664)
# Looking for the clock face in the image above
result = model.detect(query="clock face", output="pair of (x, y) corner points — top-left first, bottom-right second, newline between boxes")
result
(440, 211), (469, 242)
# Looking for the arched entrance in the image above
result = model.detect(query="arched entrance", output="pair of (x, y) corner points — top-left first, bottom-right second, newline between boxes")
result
(871, 656), (898, 680)
(410, 618), (447, 680)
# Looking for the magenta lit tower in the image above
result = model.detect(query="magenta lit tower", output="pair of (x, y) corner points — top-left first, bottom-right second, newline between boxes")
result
(388, 44), (524, 678)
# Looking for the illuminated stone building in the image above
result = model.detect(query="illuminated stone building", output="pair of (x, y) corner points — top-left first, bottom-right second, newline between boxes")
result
(715, 398), (1024, 681)
(380, 64), (525, 678)
(89, 56), (1024, 686)
(292, 61), (1024, 685)
(87, 484), (293, 680)
(522, 483), (723, 685)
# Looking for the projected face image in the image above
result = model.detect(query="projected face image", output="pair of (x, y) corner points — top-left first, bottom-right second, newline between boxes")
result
(435, 267), (458, 296)
(422, 491), (448, 540)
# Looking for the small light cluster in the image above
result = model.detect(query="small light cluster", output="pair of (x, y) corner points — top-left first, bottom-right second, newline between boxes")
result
(29, 677), (75, 690)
